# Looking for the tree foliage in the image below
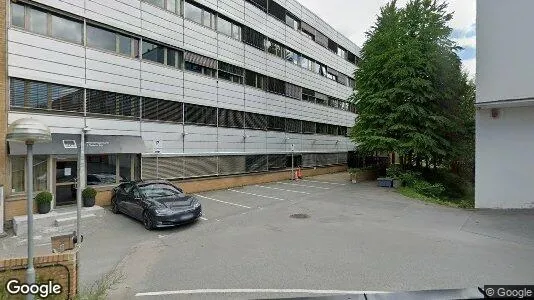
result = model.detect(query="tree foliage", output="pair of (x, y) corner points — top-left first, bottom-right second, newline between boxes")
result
(350, 0), (473, 170)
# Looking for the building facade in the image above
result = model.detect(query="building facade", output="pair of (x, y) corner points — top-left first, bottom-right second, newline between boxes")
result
(476, 0), (534, 208)
(0, 0), (359, 221)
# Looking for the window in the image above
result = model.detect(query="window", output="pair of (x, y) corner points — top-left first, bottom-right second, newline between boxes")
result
(87, 155), (118, 185)
(185, 62), (216, 77)
(338, 127), (348, 136)
(328, 97), (338, 108)
(142, 98), (183, 123)
(285, 14), (299, 30)
(348, 78), (355, 88)
(118, 154), (134, 181)
(286, 119), (301, 133)
(142, 41), (171, 65)
(87, 25), (116, 52)
(232, 24), (241, 40)
(302, 29), (314, 40)
(339, 101), (349, 111)
(242, 27), (265, 50)
(337, 47), (347, 59)
(167, 48), (183, 68)
(285, 49), (299, 65)
(328, 39), (338, 53)
(315, 93), (328, 106)
(166, 0), (179, 14)
(27, 7), (47, 35)
(11, 3), (25, 28)
(184, 1), (202, 23)
(327, 72), (338, 81)
(245, 70), (264, 89)
(300, 56), (313, 71)
(51, 15), (82, 44)
(267, 115), (285, 131)
(184, 1), (214, 28)
(218, 108), (244, 128)
(265, 77), (285, 95)
(118, 34), (135, 57)
(266, 39), (283, 58)
(246, 0), (267, 11)
(302, 121), (315, 134)
(315, 62), (327, 77)
(302, 88), (315, 103)
(184, 103), (217, 125)
(10, 78), (84, 112)
(14, 3), (83, 44)
(347, 52), (357, 64)
(10, 156), (48, 193)
(202, 10), (215, 29)
(316, 123), (329, 135)
(218, 17), (233, 36)
(285, 83), (301, 100)
(86, 89), (140, 118)
(268, 0), (286, 22)
(145, 0), (164, 8)
(245, 112), (267, 130)
(218, 61), (244, 84)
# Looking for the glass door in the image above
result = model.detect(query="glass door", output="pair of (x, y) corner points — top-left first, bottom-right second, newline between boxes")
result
(55, 161), (78, 206)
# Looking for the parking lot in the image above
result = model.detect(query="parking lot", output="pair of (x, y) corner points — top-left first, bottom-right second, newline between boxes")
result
(3, 172), (534, 299)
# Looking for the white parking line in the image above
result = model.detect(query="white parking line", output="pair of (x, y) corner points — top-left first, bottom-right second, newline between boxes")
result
(199, 217), (208, 221)
(255, 185), (311, 194)
(195, 195), (251, 209)
(135, 289), (388, 297)
(278, 182), (330, 190)
(227, 189), (286, 201)
(302, 179), (347, 186)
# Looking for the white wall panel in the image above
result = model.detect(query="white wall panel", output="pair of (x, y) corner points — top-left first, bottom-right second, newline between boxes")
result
(86, 0), (141, 35)
(285, 133), (302, 152)
(140, 62), (184, 101)
(218, 35), (245, 66)
(218, 0), (245, 23)
(244, 130), (267, 153)
(183, 20), (218, 58)
(184, 73), (218, 106)
(266, 55), (286, 80)
(141, 3), (184, 49)
(245, 87), (267, 114)
(266, 132), (286, 152)
(218, 127), (245, 153)
(265, 93), (286, 117)
(218, 81), (245, 110)
(244, 3), (267, 35)
(196, 0), (218, 12)
(264, 15), (286, 43)
(244, 45), (267, 73)
(8, 112), (84, 135)
(85, 118), (141, 136)
(37, 0), (85, 18)
(184, 125), (218, 153)
(8, 30), (85, 87)
(141, 122), (183, 154)
(86, 49), (140, 95)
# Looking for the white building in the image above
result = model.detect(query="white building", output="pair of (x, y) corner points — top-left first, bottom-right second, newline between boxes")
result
(1, 0), (359, 221)
(476, 0), (534, 208)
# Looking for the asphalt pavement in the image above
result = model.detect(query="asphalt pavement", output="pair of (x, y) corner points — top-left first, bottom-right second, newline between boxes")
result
(4, 172), (534, 299)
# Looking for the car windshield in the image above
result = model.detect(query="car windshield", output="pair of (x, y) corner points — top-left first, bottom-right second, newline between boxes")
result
(139, 183), (184, 198)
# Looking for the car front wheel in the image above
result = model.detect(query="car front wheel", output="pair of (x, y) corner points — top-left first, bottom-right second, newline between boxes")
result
(143, 211), (155, 230)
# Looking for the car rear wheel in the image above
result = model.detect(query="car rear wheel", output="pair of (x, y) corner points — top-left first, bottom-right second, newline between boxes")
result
(111, 197), (120, 214)
(143, 211), (155, 230)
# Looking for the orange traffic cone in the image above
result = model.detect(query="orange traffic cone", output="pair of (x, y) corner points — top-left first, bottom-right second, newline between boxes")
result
(297, 167), (303, 180)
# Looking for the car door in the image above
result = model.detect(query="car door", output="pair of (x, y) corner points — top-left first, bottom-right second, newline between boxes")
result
(117, 183), (134, 215)
(128, 187), (144, 221)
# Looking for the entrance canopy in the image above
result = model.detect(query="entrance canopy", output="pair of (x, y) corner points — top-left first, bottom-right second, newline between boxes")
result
(8, 133), (147, 155)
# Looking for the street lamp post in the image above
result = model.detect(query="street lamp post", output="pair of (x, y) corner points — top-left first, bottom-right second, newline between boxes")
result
(7, 118), (51, 299)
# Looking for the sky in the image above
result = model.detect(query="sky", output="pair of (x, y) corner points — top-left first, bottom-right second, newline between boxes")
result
(298, 0), (476, 78)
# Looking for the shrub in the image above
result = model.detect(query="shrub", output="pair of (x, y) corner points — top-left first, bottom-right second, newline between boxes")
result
(399, 170), (422, 187)
(422, 169), (474, 199)
(348, 166), (377, 174)
(35, 191), (53, 205)
(386, 165), (403, 179)
(82, 187), (97, 199)
(412, 180), (445, 198)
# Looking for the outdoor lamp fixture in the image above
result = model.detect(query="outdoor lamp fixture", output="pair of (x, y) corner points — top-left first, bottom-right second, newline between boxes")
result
(6, 118), (51, 298)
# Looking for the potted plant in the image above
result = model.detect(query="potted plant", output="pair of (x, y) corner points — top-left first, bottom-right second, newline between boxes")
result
(35, 191), (53, 214)
(82, 187), (97, 207)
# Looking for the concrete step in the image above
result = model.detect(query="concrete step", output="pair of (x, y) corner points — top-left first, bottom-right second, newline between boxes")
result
(13, 206), (105, 237)
(54, 214), (96, 227)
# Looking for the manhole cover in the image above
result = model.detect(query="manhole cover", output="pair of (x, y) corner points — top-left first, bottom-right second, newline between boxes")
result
(290, 213), (310, 219)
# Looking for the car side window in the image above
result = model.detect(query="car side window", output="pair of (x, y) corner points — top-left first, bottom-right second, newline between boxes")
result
(131, 187), (141, 200)
(122, 183), (133, 194)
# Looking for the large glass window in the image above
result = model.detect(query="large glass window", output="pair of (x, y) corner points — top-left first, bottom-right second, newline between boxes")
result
(119, 154), (133, 181)
(11, 3), (25, 28)
(10, 156), (48, 193)
(232, 24), (241, 40)
(51, 15), (82, 44)
(142, 41), (165, 64)
(10, 78), (84, 112)
(218, 61), (244, 84)
(87, 25), (116, 52)
(285, 14), (299, 30)
(266, 39), (283, 58)
(145, 0), (164, 7)
(166, 0), (179, 14)
(87, 155), (118, 185)
(142, 98), (183, 123)
(218, 17), (233, 37)
(86, 89), (140, 118)
(202, 10), (215, 29)
(118, 34), (132, 56)
(27, 7), (47, 35)
(184, 1), (202, 24)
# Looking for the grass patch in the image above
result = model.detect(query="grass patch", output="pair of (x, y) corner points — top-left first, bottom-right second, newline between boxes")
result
(398, 186), (474, 209)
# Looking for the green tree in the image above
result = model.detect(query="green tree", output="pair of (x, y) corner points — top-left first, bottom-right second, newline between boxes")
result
(351, 0), (468, 168)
